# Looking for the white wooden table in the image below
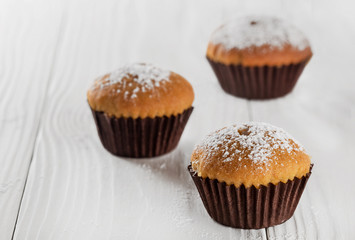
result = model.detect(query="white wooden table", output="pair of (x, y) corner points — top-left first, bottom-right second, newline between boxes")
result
(1, 0), (354, 239)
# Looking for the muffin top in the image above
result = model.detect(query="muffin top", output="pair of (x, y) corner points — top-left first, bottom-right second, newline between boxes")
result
(87, 63), (194, 119)
(206, 16), (312, 66)
(191, 122), (311, 188)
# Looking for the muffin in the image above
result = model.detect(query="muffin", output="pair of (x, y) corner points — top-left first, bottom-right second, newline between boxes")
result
(188, 122), (313, 229)
(87, 63), (194, 158)
(206, 16), (312, 99)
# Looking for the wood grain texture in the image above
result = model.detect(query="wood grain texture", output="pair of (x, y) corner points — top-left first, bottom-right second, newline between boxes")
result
(250, 1), (355, 238)
(13, 0), (264, 239)
(5, 0), (355, 239)
(0, 1), (61, 239)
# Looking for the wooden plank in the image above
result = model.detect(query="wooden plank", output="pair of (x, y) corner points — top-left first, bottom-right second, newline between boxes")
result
(250, 28), (355, 240)
(0, 1), (62, 239)
(251, 93), (354, 239)
(11, 0), (355, 238)
(13, 1), (266, 239)
(250, 1), (355, 238)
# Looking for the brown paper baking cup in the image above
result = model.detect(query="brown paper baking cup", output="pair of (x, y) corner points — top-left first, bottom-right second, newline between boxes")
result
(207, 57), (310, 99)
(188, 164), (313, 229)
(91, 107), (193, 158)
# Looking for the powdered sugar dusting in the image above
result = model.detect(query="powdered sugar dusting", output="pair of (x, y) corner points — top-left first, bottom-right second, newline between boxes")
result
(98, 63), (171, 99)
(195, 122), (304, 167)
(210, 16), (309, 51)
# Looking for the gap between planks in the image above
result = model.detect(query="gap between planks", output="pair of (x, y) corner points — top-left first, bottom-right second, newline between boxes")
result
(10, 16), (66, 240)
(265, 227), (270, 240)
(247, 100), (254, 123)
(8, 18), (265, 240)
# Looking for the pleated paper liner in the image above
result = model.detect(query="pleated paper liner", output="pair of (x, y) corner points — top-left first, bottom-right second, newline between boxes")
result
(91, 107), (193, 158)
(207, 57), (310, 99)
(188, 164), (313, 229)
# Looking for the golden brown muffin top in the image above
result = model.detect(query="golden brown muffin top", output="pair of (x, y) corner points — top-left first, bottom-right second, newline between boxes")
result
(206, 16), (312, 66)
(87, 63), (194, 119)
(191, 122), (311, 188)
